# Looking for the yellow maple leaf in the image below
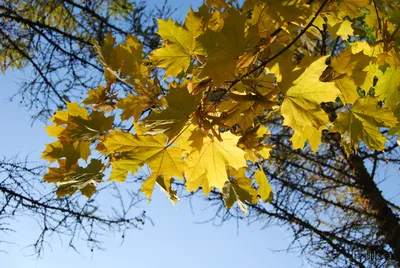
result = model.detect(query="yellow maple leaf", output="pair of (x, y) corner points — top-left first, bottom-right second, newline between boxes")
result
(43, 103), (112, 170)
(223, 166), (272, 214)
(266, 43), (304, 94)
(314, 12), (342, 30)
(108, 156), (139, 183)
(333, 96), (398, 155)
(250, 0), (311, 28)
(99, 130), (188, 200)
(328, 49), (372, 104)
(185, 132), (247, 195)
(222, 177), (256, 215)
(61, 111), (114, 141)
(218, 100), (255, 131)
(198, 9), (247, 84)
(373, 66), (400, 108)
(338, 0), (370, 19)
(94, 33), (121, 72)
(115, 35), (143, 78)
(143, 82), (201, 138)
(142, 175), (179, 203)
(238, 73), (277, 95)
(150, 19), (204, 77)
(43, 159), (76, 183)
(291, 125), (325, 152)
(45, 124), (64, 138)
(83, 85), (117, 112)
(281, 56), (340, 138)
(206, 9), (228, 32)
(94, 34), (143, 82)
(254, 169), (273, 203)
(389, 105), (400, 136)
(335, 20), (354, 39)
(59, 159), (104, 198)
(206, 0), (227, 9)
(184, 7), (204, 38)
(117, 94), (150, 121)
(364, 4), (380, 29)
(218, 86), (277, 132)
(50, 110), (69, 125)
(44, 159), (104, 198)
(43, 140), (90, 165)
(237, 125), (273, 162)
(65, 102), (89, 119)
(248, 2), (276, 38)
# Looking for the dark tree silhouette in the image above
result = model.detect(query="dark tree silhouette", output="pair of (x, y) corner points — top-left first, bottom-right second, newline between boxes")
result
(0, 156), (149, 256)
(202, 123), (400, 268)
(0, 0), (174, 121)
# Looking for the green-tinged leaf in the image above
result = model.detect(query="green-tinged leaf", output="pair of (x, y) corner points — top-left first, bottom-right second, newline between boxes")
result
(150, 19), (204, 77)
(143, 82), (201, 138)
(333, 96), (398, 155)
(198, 9), (247, 84)
(44, 159), (104, 198)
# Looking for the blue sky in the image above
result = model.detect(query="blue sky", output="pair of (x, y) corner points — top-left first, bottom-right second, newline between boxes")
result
(0, 1), (305, 267)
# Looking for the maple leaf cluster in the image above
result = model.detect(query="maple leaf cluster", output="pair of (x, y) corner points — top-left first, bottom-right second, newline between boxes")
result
(41, 0), (400, 214)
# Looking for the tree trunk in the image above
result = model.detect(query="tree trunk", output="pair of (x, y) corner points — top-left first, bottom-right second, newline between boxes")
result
(350, 154), (400, 264)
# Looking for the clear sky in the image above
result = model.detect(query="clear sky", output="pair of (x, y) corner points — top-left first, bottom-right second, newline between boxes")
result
(0, 1), (305, 268)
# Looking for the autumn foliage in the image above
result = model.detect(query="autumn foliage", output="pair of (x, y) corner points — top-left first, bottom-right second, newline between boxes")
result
(41, 0), (400, 214)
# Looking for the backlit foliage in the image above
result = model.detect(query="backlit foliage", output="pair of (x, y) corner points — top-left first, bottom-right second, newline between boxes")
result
(42, 0), (400, 214)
